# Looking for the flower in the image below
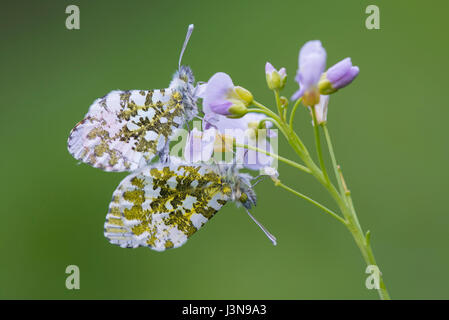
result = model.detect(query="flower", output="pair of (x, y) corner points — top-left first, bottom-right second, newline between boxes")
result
(242, 137), (273, 170)
(319, 58), (359, 94)
(203, 112), (275, 170)
(200, 72), (275, 171)
(203, 112), (275, 138)
(291, 40), (327, 106)
(265, 62), (287, 90)
(202, 72), (253, 117)
(213, 132), (234, 153)
(184, 127), (216, 163)
(310, 95), (329, 125)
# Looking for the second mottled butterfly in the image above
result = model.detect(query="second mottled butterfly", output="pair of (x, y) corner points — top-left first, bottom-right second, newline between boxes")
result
(103, 161), (277, 251)
(68, 25), (198, 172)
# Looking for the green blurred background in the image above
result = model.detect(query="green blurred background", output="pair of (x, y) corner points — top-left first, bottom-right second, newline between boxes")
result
(1, 0), (448, 299)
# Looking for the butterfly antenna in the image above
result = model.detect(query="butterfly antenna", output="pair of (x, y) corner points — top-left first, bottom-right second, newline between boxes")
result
(245, 208), (277, 246)
(178, 24), (194, 69)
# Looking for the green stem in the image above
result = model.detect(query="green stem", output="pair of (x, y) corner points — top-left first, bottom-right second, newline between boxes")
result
(276, 181), (346, 225)
(278, 121), (390, 299)
(346, 223), (390, 300)
(289, 98), (302, 129)
(311, 106), (330, 185)
(321, 124), (390, 300)
(274, 90), (284, 122)
(246, 111), (287, 137)
(322, 124), (345, 200)
(323, 124), (362, 231)
(252, 101), (280, 119)
(235, 143), (311, 174)
(258, 118), (273, 130)
(274, 90), (281, 113)
(246, 107), (278, 119)
(244, 97), (391, 299)
(246, 105), (287, 137)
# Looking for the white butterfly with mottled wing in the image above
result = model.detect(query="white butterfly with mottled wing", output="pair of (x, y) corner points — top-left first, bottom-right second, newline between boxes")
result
(68, 25), (198, 172)
(103, 161), (277, 251)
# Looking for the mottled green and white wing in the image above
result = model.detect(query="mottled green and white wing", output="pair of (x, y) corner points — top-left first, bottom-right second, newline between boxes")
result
(104, 163), (231, 251)
(68, 89), (187, 172)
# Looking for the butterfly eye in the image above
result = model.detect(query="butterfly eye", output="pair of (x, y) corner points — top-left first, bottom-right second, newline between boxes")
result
(239, 192), (248, 204)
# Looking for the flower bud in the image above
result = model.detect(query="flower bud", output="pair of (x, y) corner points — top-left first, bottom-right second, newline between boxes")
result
(202, 72), (253, 117)
(265, 62), (287, 90)
(227, 101), (248, 118)
(279, 96), (289, 107)
(319, 58), (359, 94)
(318, 74), (336, 95)
(234, 86), (253, 106)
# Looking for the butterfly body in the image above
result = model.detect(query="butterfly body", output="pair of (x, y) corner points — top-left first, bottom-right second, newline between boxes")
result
(104, 162), (255, 251)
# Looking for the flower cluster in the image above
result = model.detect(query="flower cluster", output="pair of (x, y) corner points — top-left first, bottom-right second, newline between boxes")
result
(182, 72), (276, 172)
(291, 40), (359, 122)
(183, 40), (358, 172)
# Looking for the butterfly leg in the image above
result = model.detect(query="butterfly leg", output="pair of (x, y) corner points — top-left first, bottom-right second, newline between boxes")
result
(251, 175), (269, 187)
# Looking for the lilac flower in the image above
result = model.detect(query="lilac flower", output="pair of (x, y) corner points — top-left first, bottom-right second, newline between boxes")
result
(265, 62), (287, 90)
(203, 112), (275, 138)
(184, 127), (216, 163)
(199, 72), (275, 170)
(241, 133), (274, 171)
(202, 72), (253, 117)
(291, 40), (327, 106)
(319, 58), (359, 94)
(203, 112), (275, 170)
(234, 113), (275, 170)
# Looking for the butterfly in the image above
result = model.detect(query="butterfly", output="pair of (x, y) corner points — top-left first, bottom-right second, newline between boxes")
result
(103, 161), (277, 251)
(67, 25), (199, 172)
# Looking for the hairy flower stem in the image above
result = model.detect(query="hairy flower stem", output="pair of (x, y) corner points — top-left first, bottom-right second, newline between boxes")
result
(274, 90), (284, 122)
(322, 124), (390, 300)
(253, 96), (391, 299)
(285, 122), (390, 299)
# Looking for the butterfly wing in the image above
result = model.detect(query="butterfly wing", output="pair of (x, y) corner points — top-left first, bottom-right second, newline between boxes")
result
(104, 163), (230, 251)
(68, 88), (188, 172)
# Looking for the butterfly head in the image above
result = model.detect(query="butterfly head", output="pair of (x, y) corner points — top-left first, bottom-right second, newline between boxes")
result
(177, 65), (195, 85)
(215, 164), (276, 246)
(216, 164), (257, 209)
